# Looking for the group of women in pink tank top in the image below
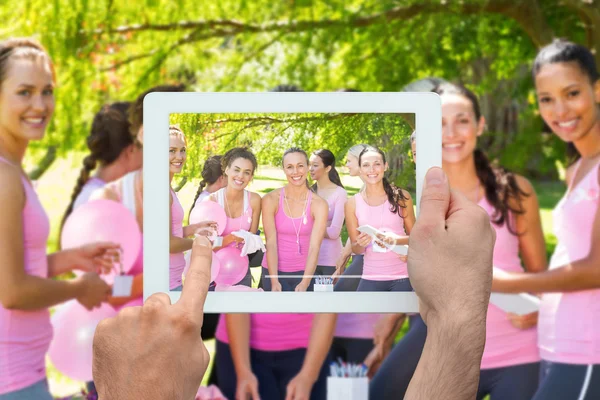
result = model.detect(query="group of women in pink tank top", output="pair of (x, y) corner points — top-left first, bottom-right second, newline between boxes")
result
(367, 39), (600, 400)
(2, 34), (600, 400)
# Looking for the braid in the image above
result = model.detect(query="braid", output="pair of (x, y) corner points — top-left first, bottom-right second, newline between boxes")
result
(59, 155), (97, 239)
(189, 179), (208, 217)
(382, 177), (408, 216)
(474, 149), (528, 235)
(188, 155), (224, 218)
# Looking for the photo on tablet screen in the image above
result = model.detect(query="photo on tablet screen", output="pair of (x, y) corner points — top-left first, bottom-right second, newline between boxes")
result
(143, 92), (441, 312)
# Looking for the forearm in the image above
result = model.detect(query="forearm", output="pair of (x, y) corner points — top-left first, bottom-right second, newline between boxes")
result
(493, 261), (600, 293)
(182, 225), (196, 237)
(325, 224), (343, 240)
(393, 236), (410, 246)
(170, 236), (194, 253)
(405, 315), (486, 400)
(300, 314), (337, 380)
(351, 242), (366, 255)
(2, 276), (81, 311)
(47, 249), (76, 277)
(266, 242), (279, 281)
(226, 314), (253, 376)
(302, 248), (320, 285)
(341, 239), (352, 257)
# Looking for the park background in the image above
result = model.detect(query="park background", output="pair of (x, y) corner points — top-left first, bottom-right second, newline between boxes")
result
(3, 0), (598, 397)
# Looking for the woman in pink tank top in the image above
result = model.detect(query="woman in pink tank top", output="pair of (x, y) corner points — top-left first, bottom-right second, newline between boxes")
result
(206, 147), (262, 288)
(188, 155), (226, 221)
(492, 40), (600, 399)
(309, 149), (347, 277)
(168, 126), (217, 291)
(369, 83), (549, 400)
(261, 147), (329, 292)
(0, 38), (119, 399)
(345, 145), (416, 292)
(215, 146), (335, 400)
(59, 101), (142, 238)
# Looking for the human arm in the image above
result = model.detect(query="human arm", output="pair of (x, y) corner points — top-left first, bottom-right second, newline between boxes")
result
(0, 165), (111, 311)
(346, 198), (370, 254)
(93, 236), (212, 400)
(226, 313), (261, 400)
(47, 243), (120, 277)
(285, 313), (337, 400)
(504, 176), (547, 328)
(262, 191), (282, 291)
(169, 192), (195, 253)
(324, 190), (347, 239)
(332, 239), (352, 281)
(404, 167), (495, 400)
(296, 196), (327, 291)
(492, 194), (600, 293)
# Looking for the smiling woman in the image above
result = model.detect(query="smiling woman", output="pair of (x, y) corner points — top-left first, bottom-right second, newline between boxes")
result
(168, 125), (216, 291)
(0, 38), (118, 400)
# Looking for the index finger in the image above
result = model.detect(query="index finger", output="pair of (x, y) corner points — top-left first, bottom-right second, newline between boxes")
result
(91, 241), (122, 251)
(177, 235), (213, 324)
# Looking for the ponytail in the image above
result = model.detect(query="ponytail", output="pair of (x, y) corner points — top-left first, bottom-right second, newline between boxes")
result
(189, 179), (208, 216)
(474, 149), (528, 235)
(382, 177), (408, 216)
(60, 155), (97, 237)
(188, 155), (223, 218)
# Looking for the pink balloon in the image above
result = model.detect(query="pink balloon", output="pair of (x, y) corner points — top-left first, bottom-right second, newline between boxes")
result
(61, 199), (141, 279)
(214, 247), (249, 285)
(183, 250), (221, 283)
(189, 201), (227, 235)
(48, 300), (117, 382)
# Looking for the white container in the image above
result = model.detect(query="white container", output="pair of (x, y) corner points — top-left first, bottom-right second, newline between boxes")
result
(327, 377), (369, 400)
(314, 283), (334, 292)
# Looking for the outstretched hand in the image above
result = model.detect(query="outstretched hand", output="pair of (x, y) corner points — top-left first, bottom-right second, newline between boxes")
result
(92, 236), (213, 399)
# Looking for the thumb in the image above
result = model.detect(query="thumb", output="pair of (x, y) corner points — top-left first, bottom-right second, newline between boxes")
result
(413, 167), (450, 239)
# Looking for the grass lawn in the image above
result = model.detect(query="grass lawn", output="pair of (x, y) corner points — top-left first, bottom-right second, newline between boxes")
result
(30, 153), (562, 397)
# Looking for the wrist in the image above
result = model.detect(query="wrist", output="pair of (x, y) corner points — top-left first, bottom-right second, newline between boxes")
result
(68, 277), (87, 299)
(427, 310), (486, 347)
(235, 364), (254, 379)
(298, 366), (318, 384)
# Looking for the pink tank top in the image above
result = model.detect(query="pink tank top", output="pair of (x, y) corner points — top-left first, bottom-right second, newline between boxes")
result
(261, 189), (315, 273)
(354, 192), (408, 280)
(214, 189), (255, 343)
(538, 159), (600, 365)
(72, 177), (106, 210)
(0, 157), (52, 395)
(334, 313), (382, 339)
(478, 197), (540, 369)
(104, 171), (144, 311)
(217, 188), (253, 239)
(317, 186), (347, 267)
(218, 189), (315, 351)
(170, 189), (186, 289)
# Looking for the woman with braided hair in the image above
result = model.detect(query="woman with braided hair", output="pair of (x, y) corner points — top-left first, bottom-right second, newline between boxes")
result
(60, 101), (141, 236)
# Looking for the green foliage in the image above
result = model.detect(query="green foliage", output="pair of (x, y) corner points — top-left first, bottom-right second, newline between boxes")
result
(2, 0), (592, 179)
(170, 112), (414, 186)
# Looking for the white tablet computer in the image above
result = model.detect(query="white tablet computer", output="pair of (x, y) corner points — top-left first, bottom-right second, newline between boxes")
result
(143, 92), (441, 312)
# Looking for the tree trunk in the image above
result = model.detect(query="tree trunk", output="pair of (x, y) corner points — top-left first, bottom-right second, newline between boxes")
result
(27, 146), (57, 180)
(564, 0), (600, 66)
(174, 176), (188, 192)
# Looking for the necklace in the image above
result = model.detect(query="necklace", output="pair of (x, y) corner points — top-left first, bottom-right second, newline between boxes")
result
(283, 188), (308, 255)
(224, 190), (244, 231)
(364, 188), (385, 229)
